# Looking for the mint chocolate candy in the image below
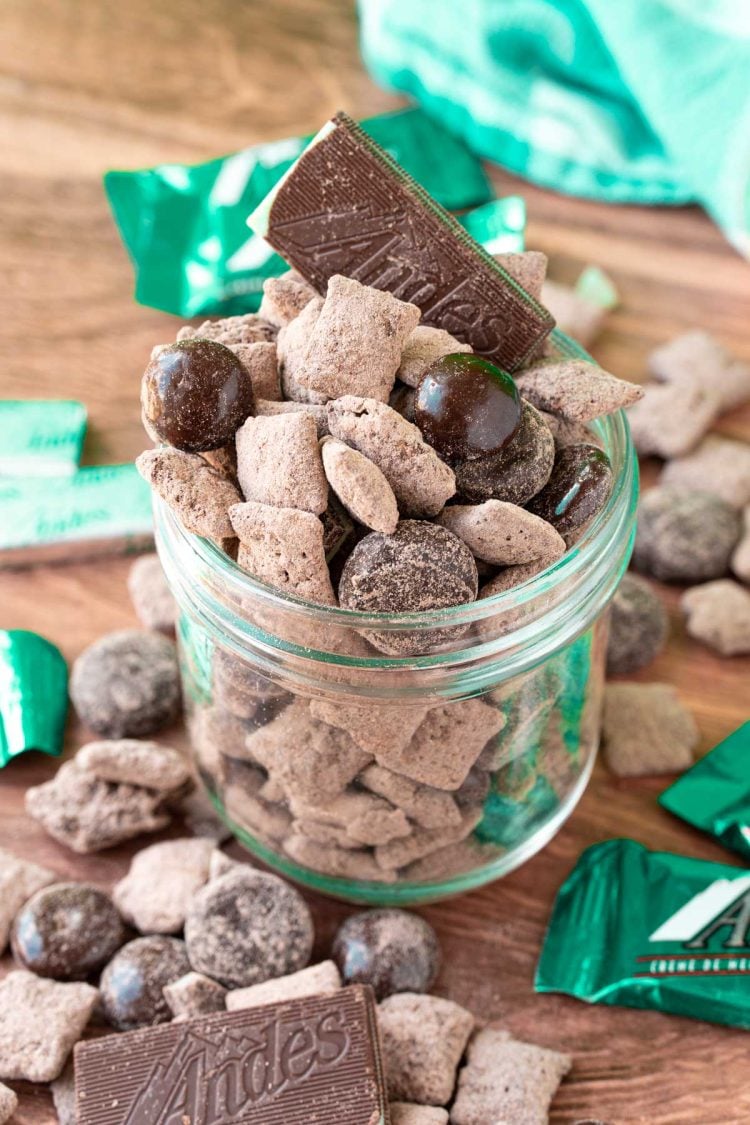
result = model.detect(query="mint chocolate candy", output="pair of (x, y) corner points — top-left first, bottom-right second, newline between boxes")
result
(415, 353), (521, 464)
(333, 909), (440, 1000)
(141, 339), (254, 453)
(11, 883), (125, 981)
(526, 443), (612, 536)
(455, 401), (555, 507)
(100, 935), (191, 1030)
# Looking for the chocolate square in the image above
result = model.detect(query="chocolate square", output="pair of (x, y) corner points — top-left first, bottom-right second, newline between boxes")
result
(249, 112), (554, 372)
(75, 984), (389, 1124)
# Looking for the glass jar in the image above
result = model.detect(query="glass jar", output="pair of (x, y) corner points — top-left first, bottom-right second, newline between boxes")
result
(156, 409), (637, 905)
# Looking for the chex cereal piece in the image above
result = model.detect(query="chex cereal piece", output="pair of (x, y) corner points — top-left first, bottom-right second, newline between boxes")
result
(176, 312), (275, 346)
(402, 839), (493, 882)
(438, 500), (565, 566)
(244, 699), (371, 805)
(321, 437), (399, 533)
(25, 761), (171, 854)
(495, 250), (548, 299)
(626, 381), (722, 459)
(227, 340), (280, 401)
(660, 435), (750, 509)
(76, 739), (190, 793)
(292, 818), (362, 850)
(539, 410), (603, 450)
(397, 325), (472, 388)
(309, 700), (429, 757)
(451, 1028), (572, 1125)
(378, 992), (474, 1104)
(289, 791), (411, 847)
(375, 700), (504, 790)
(328, 396), (455, 518)
(113, 837), (215, 934)
(649, 330), (750, 411)
(226, 959), (341, 1011)
(0, 847), (56, 954)
(258, 273), (318, 327)
(276, 297), (325, 402)
(0, 970), (98, 1082)
(360, 763), (462, 829)
(284, 831), (395, 882)
(541, 278), (609, 348)
(516, 360), (643, 422)
(294, 274), (421, 402)
(163, 971), (227, 1019)
(0, 1083), (17, 1125)
(391, 1105), (448, 1125)
(230, 501), (335, 605)
(633, 487), (741, 583)
(127, 553), (177, 634)
(375, 809), (481, 871)
(602, 683), (698, 777)
(255, 397), (329, 437)
(51, 1062), (76, 1125)
(224, 781), (292, 843)
(235, 413), (327, 514)
(681, 580), (750, 656)
(136, 447), (241, 540)
(732, 505), (750, 582)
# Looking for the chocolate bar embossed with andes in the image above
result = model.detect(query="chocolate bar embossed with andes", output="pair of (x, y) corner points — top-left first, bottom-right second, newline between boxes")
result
(74, 984), (390, 1124)
(249, 111), (554, 372)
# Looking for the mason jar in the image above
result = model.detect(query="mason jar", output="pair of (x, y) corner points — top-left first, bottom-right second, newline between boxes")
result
(155, 406), (637, 905)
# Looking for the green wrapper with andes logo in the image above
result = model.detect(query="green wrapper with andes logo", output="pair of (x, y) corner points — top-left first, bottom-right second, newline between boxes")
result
(104, 107), (501, 318)
(659, 722), (750, 859)
(536, 838), (750, 1030)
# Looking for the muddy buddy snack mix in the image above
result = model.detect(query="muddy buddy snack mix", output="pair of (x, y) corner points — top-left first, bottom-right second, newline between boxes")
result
(133, 110), (641, 893)
(536, 838), (750, 1030)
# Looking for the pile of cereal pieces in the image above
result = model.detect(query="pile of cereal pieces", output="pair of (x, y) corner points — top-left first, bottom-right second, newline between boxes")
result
(137, 262), (643, 640)
(624, 330), (750, 657)
(0, 847), (572, 1125)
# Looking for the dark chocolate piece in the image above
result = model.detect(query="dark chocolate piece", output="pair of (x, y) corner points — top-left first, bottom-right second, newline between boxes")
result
(251, 112), (553, 372)
(414, 353), (521, 464)
(11, 882), (126, 981)
(333, 910), (440, 1001)
(99, 936), (191, 1031)
(74, 984), (390, 1125)
(526, 443), (612, 536)
(455, 401), (555, 506)
(141, 340), (254, 453)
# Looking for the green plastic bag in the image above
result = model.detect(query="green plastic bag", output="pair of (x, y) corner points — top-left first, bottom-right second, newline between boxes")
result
(105, 108), (497, 318)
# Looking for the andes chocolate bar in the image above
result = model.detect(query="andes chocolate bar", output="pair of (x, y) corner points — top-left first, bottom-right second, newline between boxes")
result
(74, 984), (390, 1124)
(249, 112), (553, 372)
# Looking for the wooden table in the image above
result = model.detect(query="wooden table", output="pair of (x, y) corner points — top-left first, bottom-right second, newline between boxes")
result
(1, 2), (749, 1121)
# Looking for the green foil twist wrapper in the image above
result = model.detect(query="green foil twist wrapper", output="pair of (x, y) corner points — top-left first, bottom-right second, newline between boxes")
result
(536, 838), (750, 1030)
(0, 630), (68, 766)
(105, 107), (499, 318)
(0, 400), (87, 477)
(659, 723), (750, 859)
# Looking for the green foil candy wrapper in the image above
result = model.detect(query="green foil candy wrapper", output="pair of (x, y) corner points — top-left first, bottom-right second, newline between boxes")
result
(536, 838), (750, 1030)
(104, 108), (499, 318)
(0, 400), (87, 477)
(0, 630), (68, 766)
(659, 722), (750, 859)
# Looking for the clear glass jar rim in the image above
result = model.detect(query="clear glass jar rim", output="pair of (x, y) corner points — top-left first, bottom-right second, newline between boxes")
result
(156, 407), (636, 635)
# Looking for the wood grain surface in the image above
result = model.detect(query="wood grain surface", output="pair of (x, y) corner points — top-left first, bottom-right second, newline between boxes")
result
(1, 2), (749, 1122)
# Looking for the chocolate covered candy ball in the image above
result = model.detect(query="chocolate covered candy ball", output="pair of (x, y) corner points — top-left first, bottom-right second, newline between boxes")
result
(455, 401), (555, 506)
(526, 443), (613, 536)
(332, 909), (440, 1000)
(415, 353), (522, 464)
(100, 935), (191, 1030)
(141, 339), (254, 453)
(607, 573), (669, 676)
(11, 883), (126, 981)
(338, 520), (478, 655)
(70, 629), (181, 738)
(184, 869), (314, 989)
(633, 487), (741, 583)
